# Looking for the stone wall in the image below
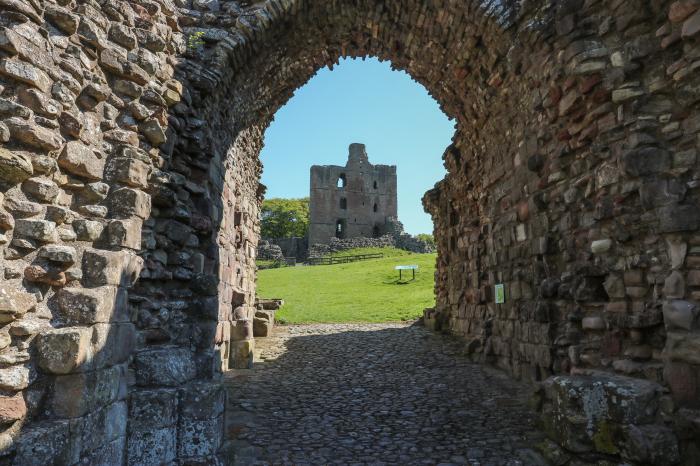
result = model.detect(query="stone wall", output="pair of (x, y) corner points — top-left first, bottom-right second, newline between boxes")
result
(309, 143), (397, 245)
(0, 0), (697, 464)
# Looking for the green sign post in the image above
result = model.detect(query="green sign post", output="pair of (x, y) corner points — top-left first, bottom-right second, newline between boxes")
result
(495, 284), (505, 304)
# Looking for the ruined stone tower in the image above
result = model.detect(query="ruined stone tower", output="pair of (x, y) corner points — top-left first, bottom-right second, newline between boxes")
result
(309, 144), (397, 245)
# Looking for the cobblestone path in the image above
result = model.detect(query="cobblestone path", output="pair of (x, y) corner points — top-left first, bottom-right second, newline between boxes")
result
(223, 323), (548, 465)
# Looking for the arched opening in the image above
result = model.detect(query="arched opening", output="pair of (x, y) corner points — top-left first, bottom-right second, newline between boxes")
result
(373, 203), (378, 213)
(339, 197), (347, 210)
(372, 225), (381, 238)
(337, 174), (346, 189)
(373, 181), (378, 189)
(3, 0), (690, 464)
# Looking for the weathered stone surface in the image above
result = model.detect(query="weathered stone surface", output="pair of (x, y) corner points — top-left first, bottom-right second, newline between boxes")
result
(58, 141), (105, 180)
(127, 426), (176, 465)
(621, 424), (680, 465)
(82, 248), (143, 287)
(663, 300), (698, 331)
(107, 187), (151, 219)
(14, 219), (57, 242)
(36, 327), (93, 374)
(0, 148), (33, 185)
(38, 244), (76, 264)
(0, 391), (27, 424)
(5, 117), (63, 151)
(48, 364), (124, 418)
(22, 177), (59, 202)
(0, 285), (36, 323)
(44, 4), (80, 34)
(107, 218), (142, 249)
(0, 58), (51, 93)
(0, 364), (32, 391)
(134, 348), (196, 387)
(664, 332), (700, 365)
(541, 372), (665, 454)
(73, 219), (104, 241)
(253, 310), (274, 337)
(12, 420), (73, 466)
(55, 286), (127, 324)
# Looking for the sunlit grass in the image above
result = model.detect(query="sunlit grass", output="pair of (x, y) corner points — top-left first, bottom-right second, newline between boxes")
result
(257, 248), (436, 323)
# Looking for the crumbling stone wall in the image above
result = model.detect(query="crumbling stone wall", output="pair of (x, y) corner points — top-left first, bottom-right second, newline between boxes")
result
(0, 0), (698, 464)
(309, 143), (397, 245)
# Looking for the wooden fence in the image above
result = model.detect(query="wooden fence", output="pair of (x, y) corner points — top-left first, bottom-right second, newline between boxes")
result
(305, 253), (384, 266)
(258, 257), (297, 270)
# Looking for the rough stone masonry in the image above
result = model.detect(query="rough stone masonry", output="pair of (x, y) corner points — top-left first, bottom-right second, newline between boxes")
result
(0, 0), (697, 464)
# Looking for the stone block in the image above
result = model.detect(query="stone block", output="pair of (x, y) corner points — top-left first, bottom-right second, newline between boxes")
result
(58, 141), (105, 180)
(541, 372), (664, 454)
(23, 177), (59, 202)
(90, 323), (136, 369)
(127, 426), (176, 466)
(0, 58), (51, 93)
(24, 263), (66, 287)
(0, 285), (36, 323)
(231, 319), (253, 341)
(78, 436), (125, 466)
(658, 204), (700, 233)
(0, 391), (26, 424)
(621, 424), (680, 465)
(664, 332), (700, 365)
(134, 347), (196, 387)
(48, 364), (124, 418)
(36, 326), (93, 374)
(73, 219), (104, 241)
(82, 248), (143, 287)
(14, 219), (57, 242)
(179, 382), (224, 420)
(622, 147), (671, 176)
(55, 286), (128, 324)
(38, 244), (76, 264)
(229, 339), (254, 369)
(108, 157), (149, 188)
(70, 401), (127, 461)
(177, 415), (223, 459)
(107, 187), (151, 219)
(664, 362), (698, 405)
(107, 218), (142, 249)
(253, 310), (274, 337)
(0, 148), (33, 185)
(663, 300), (698, 331)
(12, 420), (74, 466)
(128, 388), (178, 431)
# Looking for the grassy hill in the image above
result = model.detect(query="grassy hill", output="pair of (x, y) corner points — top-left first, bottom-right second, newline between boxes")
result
(257, 248), (436, 323)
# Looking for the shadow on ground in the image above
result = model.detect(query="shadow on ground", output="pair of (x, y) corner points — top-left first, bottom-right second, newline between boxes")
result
(222, 323), (548, 466)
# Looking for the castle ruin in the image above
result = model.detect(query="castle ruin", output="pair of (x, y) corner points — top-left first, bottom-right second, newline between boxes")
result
(309, 143), (397, 245)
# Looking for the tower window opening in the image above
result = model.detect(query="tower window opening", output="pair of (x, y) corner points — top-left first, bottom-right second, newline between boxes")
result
(340, 197), (347, 209)
(373, 181), (378, 189)
(336, 219), (346, 239)
(337, 174), (346, 188)
(373, 203), (378, 213)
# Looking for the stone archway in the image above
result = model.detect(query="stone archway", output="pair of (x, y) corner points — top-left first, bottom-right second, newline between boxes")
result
(0, 0), (698, 464)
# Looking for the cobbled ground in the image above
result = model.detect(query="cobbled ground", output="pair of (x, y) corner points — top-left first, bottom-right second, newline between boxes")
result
(224, 322), (548, 466)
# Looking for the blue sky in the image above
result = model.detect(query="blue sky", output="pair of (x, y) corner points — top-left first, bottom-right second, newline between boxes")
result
(260, 57), (455, 235)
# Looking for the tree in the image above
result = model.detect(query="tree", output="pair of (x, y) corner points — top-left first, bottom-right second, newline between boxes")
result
(260, 198), (310, 238)
(416, 233), (435, 247)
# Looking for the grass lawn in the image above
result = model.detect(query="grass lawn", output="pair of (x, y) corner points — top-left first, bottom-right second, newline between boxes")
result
(257, 247), (436, 323)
